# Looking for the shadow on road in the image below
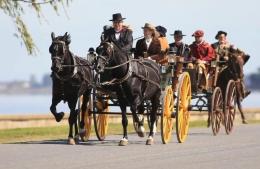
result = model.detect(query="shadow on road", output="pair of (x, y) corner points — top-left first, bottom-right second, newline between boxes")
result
(5, 138), (147, 146)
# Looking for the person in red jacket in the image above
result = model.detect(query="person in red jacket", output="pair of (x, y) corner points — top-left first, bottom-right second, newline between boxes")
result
(189, 30), (215, 91)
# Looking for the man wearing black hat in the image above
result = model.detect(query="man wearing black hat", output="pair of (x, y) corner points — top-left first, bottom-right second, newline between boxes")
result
(169, 30), (190, 59)
(103, 13), (133, 53)
(212, 31), (231, 61)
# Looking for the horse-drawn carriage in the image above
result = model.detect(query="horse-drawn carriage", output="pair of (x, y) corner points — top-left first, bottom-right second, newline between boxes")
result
(79, 43), (245, 145)
(49, 32), (245, 145)
(77, 42), (192, 145)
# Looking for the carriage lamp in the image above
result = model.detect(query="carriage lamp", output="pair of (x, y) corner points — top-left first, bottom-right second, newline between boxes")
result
(87, 52), (96, 64)
(168, 46), (178, 64)
(87, 47), (96, 64)
(161, 65), (166, 74)
(168, 53), (176, 65)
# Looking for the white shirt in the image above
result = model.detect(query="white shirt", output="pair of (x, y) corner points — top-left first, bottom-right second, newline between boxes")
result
(115, 32), (120, 40)
(145, 38), (152, 48)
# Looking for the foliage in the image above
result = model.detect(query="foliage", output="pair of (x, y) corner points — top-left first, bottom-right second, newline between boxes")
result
(0, 0), (72, 55)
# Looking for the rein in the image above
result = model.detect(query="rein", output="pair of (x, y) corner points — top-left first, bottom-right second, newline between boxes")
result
(98, 48), (161, 88)
(53, 54), (78, 81)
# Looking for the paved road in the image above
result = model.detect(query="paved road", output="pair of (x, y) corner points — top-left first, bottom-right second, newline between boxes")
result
(1, 124), (260, 169)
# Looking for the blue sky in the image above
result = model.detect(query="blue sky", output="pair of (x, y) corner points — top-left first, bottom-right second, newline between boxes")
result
(0, 0), (259, 82)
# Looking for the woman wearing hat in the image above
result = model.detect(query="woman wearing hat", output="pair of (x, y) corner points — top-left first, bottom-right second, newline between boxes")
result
(103, 13), (133, 53)
(134, 23), (161, 62)
(155, 25), (169, 64)
(169, 30), (190, 59)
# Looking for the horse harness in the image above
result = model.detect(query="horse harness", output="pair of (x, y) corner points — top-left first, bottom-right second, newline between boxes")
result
(99, 57), (161, 89)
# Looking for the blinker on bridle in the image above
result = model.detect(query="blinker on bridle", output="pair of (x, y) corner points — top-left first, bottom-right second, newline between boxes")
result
(51, 40), (67, 63)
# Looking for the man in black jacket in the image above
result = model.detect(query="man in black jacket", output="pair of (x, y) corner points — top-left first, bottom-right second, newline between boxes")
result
(103, 13), (133, 53)
(169, 30), (190, 59)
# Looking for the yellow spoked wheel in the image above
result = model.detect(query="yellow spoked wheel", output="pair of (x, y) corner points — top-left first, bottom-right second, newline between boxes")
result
(176, 72), (191, 143)
(93, 98), (109, 141)
(78, 96), (92, 142)
(161, 85), (175, 144)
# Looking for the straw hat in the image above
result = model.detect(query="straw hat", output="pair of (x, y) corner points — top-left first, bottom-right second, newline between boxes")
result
(142, 23), (156, 31)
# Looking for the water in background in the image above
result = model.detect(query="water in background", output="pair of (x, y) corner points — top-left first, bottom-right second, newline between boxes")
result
(0, 92), (259, 115)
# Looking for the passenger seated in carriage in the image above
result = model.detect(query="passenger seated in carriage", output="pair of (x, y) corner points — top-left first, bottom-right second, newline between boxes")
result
(189, 30), (215, 92)
(134, 23), (162, 62)
(169, 30), (190, 60)
(212, 30), (250, 98)
(155, 25), (170, 64)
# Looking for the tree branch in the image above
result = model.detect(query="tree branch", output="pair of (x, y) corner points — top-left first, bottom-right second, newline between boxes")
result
(13, 0), (56, 5)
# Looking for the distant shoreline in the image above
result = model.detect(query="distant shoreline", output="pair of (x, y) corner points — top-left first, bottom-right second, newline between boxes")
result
(0, 87), (51, 95)
(0, 88), (259, 95)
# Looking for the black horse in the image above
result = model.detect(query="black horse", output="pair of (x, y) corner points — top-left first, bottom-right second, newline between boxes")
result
(49, 32), (93, 144)
(96, 41), (161, 145)
(217, 49), (248, 124)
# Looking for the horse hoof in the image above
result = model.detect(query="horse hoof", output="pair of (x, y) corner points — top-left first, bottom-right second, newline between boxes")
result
(55, 112), (65, 122)
(137, 126), (145, 138)
(242, 120), (248, 124)
(207, 122), (210, 128)
(118, 138), (128, 146)
(79, 129), (88, 142)
(68, 137), (76, 145)
(146, 137), (154, 145)
(74, 135), (80, 144)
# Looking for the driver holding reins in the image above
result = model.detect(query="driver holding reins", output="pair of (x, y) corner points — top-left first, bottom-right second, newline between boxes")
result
(102, 13), (133, 54)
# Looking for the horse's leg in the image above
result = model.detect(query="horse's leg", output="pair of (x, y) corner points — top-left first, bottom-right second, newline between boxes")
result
(131, 95), (145, 137)
(50, 95), (64, 122)
(79, 89), (91, 141)
(67, 95), (78, 145)
(237, 94), (247, 124)
(119, 100), (128, 146)
(80, 90), (91, 129)
(137, 104), (145, 125)
(237, 55), (251, 98)
(116, 90), (128, 146)
(146, 90), (160, 145)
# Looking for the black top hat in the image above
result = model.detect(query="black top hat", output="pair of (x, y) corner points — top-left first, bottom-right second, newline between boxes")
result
(170, 30), (186, 37)
(88, 47), (95, 52)
(109, 13), (126, 22)
(215, 31), (227, 39)
(156, 26), (167, 37)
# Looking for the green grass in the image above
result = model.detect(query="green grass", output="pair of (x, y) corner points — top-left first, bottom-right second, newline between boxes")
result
(0, 126), (68, 143)
(247, 119), (260, 124)
(1, 120), (259, 144)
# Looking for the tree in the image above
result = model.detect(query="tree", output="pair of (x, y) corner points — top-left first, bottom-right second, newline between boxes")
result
(0, 0), (72, 55)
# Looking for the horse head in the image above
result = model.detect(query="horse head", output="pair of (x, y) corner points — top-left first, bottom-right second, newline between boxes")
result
(96, 41), (114, 73)
(227, 48), (245, 80)
(49, 32), (71, 73)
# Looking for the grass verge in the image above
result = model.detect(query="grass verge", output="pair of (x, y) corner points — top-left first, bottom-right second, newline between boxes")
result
(0, 120), (259, 144)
